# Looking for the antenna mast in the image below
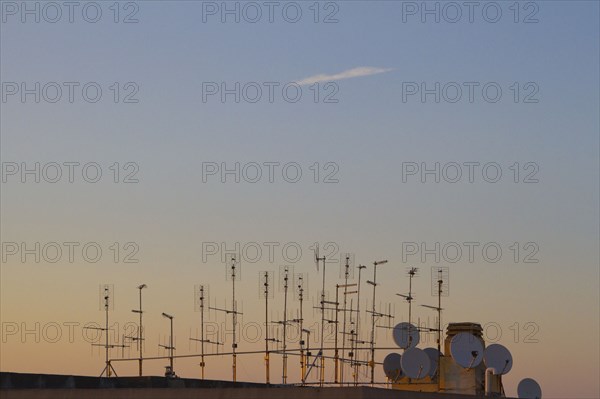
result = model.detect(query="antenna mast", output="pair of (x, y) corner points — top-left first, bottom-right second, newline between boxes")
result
(87, 286), (125, 377)
(128, 284), (147, 377)
(199, 285), (206, 379)
(369, 259), (388, 385)
(315, 244), (326, 387)
(209, 256), (243, 382)
(231, 256), (239, 382)
(353, 265), (366, 385)
(159, 312), (175, 377)
(260, 271), (273, 384)
(296, 274), (306, 384)
(191, 285), (223, 378)
(339, 254), (356, 385)
(280, 266), (291, 384)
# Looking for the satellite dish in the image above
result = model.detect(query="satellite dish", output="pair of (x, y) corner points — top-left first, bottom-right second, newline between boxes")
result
(423, 347), (442, 377)
(483, 344), (513, 375)
(518, 378), (542, 399)
(382, 353), (403, 381)
(392, 322), (420, 349)
(401, 348), (430, 379)
(450, 332), (483, 368)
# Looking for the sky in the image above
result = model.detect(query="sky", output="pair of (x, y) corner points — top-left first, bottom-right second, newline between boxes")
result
(0, 1), (599, 398)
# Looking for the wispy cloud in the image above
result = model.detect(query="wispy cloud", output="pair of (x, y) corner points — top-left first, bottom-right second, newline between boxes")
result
(295, 66), (393, 86)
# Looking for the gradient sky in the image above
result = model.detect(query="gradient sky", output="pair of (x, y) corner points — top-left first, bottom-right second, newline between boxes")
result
(1, 1), (599, 398)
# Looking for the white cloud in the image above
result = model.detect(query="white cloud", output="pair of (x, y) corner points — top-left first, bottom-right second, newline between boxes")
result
(295, 66), (393, 86)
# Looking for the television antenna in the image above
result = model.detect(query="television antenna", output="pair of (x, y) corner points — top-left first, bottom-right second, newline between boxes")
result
(314, 243), (327, 387)
(339, 253), (356, 385)
(86, 286), (127, 377)
(190, 285), (222, 379)
(259, 271), (274, 384)
(278, 265), (293, 384)
(159, 312), (176, 378)
(126, 284), (147, 377)
(294, 273), (307, 384)
(209, 255), (243, 382)
(352, 264), (367, 386)
(330, 282), (357, 384)
(369, 259), (388, 385)
(396, 267), (419, 348)
(301, 327), (312, 385)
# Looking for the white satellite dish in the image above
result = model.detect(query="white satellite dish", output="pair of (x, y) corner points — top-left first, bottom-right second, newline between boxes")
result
(423, 347), (442, 377)
(483, 344), (513, 375)
(518, 378), (542, 399)
(450, 332), (483, 368)
(392, 322), (420, 349)
(401, 348), (430, 379)
(383, 353), (403, 381)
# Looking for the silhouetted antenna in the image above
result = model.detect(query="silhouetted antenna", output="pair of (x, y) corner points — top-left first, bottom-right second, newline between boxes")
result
(339, 253), (355, 385)
(333, 253), (357, 385)
(259, 271), (274, 384)
(210, 256), (243, 382)
(87, 286), (125, 377)
(294, 272), (307, 384)
(367, 259), (388, 385)
(98, 284), (114, 311)
(125, 284), (147, 377)
(422, 266), (448, 383)
(396, 267), (419, 349)
(431, 267), (449, 297)
(228, 255), (240, 382)
(190, 285), (220, 380)
(160, 313), (176, 378)
(225, 251), (242, 281)
(339, 253), (356, 279)
(313, 243), (327, 387)
(278, 265), (293, 384)
(353, 264), (367, 386)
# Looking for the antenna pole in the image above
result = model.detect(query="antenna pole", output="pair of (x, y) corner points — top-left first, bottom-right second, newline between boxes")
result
(200, 286), (205, 379)
(369, 264), (377, 385)
(407, 267), (418, 347)
(105, 289), (110, 377)
(170, 317), (174, 372)
(136, 284), (147, 377)
(354, 265), (366, 386)
(138, 288), (143, 376)
(318, 254), (326, 387)
(437, 273), (442, 353)
(264, 272), (270, 384)
(305, 330), (311, 382)
(370, 260), (388, 385)
(340, 257), (349, 385)
(298, 277), (305, 385)
(334, 284), (340, 384)
(231, 257), (237, 383)
(282, 268), (289, 384)
(160, 312), (175, 377)
(437, 270), (443, 390)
